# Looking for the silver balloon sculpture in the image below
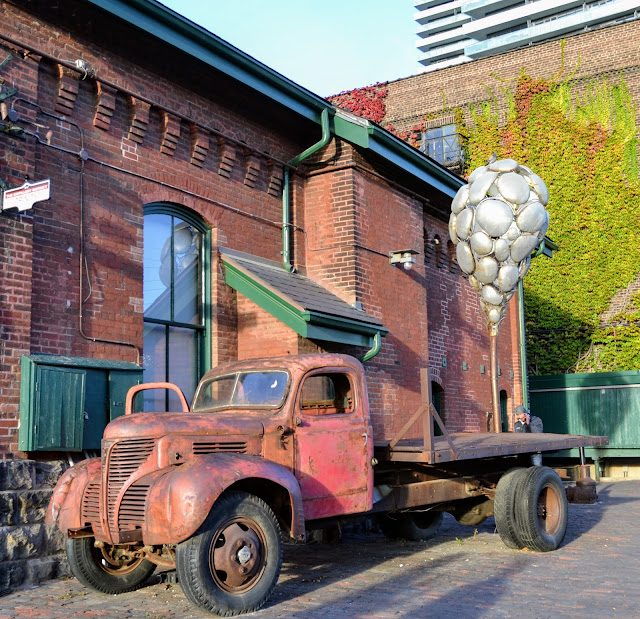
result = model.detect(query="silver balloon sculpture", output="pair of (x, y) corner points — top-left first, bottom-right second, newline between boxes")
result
(448, 156), (549, 432)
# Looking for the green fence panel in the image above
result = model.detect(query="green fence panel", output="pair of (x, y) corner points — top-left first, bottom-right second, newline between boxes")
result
(530, 370), (640, 455)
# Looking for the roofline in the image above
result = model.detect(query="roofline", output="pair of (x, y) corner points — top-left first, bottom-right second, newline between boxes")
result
(85, 0), (464, 197)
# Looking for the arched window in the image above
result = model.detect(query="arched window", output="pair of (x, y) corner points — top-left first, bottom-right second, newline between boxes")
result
(143, 205), (210, 411)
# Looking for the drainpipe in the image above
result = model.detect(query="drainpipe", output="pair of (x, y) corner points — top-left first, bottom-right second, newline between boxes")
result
(282, 109), (383, 362)
(361, 332), (381, 363)
(282, 108), (331, 271)
(519, 240), (547, 408)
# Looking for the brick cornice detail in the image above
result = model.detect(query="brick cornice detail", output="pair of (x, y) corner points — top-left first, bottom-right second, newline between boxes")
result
(217, 137), (235, 178)
(243, 150), (261, 188)
(93, 82), (117, 131)
(54, 64), (79, 116)
(160, 111), (181, 155)
(127, 96), (151, 144)
(267, 161), (283, 197)
(190, 124), (209, 167)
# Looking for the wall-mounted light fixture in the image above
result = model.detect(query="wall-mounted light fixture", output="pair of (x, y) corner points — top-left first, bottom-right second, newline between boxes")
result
(389, 249), (419, 271)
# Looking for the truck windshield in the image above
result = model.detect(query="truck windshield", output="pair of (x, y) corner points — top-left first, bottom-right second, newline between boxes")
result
(192, 371), (289, 411)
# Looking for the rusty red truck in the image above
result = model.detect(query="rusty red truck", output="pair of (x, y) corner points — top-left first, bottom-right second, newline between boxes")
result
(46, 353), (607, 616)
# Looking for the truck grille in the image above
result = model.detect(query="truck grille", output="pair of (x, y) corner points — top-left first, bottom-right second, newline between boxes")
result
(106, 438), (155, 531)
(82, 481), (102, 536)
(118, 483), (150, 531)
(193, 441), (247, 454)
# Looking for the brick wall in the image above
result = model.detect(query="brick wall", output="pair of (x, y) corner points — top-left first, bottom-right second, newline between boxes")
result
(0, 0), (527, 594)
(0, 1), (305, 458)
(0, 1), (525, 462)
(383, 19), (640, 135)
(300, 144), (520, 438)
(0, 37), (38, 457)
(422, 214), (521, 432)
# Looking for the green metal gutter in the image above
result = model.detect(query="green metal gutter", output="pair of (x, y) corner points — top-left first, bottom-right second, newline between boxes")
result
(519, 237), (558, 407)
(332, 110), (463, 198)
(283, 109), (331, 271)
(85, 0), (330, 123)
(361, 332), (382, 362)
(85, 0), (463, 198)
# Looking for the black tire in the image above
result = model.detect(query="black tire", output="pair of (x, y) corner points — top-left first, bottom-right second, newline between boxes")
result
(514, 466), (568, 552)
(66, 537), (156, 594)
(494, 467), (527, 549)
(176, 491), (283, 617)
(378, 510), (443, 541)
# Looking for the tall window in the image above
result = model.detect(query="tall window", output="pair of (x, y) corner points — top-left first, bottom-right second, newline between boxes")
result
(143, 205), (210, 411)
(421, 124), (462, 168)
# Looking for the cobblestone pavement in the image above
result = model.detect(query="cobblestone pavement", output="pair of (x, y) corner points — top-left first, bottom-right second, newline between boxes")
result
(1, 480), (638, 619)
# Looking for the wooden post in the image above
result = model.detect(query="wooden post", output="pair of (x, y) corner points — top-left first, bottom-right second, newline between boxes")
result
(421, 368), (434, 454)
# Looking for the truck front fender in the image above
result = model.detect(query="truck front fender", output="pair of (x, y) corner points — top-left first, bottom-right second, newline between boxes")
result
(142, 453), (305, 545)
(45, 457), (101, 533)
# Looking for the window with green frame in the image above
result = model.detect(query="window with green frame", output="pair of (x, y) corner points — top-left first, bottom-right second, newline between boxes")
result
(143, 205), (210, 411)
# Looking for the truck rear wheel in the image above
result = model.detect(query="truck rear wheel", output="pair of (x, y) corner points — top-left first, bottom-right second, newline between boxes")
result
(494, 467), (527, 549)
(176, 491), (283, 617)
(378, 510), (443, 541)
(514, 466), (568, 552)
(66, 537), (156, 594)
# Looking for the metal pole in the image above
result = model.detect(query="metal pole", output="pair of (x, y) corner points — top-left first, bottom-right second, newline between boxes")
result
(490, 330), (501, 433)
(518, 279), (529, 408)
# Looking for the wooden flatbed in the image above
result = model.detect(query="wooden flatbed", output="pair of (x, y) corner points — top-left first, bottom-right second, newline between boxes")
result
(375, 432), (609, 464)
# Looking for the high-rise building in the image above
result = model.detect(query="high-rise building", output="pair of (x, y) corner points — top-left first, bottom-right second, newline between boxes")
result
(415, 0), (640, 72)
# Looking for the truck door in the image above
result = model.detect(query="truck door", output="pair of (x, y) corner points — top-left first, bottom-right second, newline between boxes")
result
(293, 370), (372, 521)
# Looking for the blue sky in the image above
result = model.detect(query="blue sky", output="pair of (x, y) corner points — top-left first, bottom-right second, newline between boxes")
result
(158, 0), (423, 97)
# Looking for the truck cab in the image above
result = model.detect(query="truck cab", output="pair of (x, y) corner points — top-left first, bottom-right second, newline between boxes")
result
(46, 354), (373, 616)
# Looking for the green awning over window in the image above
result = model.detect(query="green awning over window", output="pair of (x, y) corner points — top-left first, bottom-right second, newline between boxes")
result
(220, 247), (387, 348)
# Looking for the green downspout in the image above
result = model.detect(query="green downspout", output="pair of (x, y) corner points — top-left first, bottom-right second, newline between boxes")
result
(282, 108), (331, 272)
(281, 108), (382, 362)
(361, 332), (381, 363)
(519, 240), (547, 407)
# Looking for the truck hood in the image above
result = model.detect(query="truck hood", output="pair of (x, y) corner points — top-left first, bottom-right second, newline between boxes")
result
(104, 412), (265, 440)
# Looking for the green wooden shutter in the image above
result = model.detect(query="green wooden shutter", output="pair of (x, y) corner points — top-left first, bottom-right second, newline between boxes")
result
(34, 366), (85, 451)
(109, 370), (143, 420)
(82, 369), (108, 450)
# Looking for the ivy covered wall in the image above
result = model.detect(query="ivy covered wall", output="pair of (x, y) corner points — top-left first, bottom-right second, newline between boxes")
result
(462, 70), (640, 374)
(329, 46), (640, 375)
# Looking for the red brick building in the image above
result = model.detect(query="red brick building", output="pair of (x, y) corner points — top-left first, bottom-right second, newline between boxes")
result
(0, 0), (522, 589)
(381, 19), (640, 164)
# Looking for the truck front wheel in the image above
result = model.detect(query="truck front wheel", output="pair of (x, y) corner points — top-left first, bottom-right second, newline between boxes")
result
(378, 510), (443, 541)
(176, 491), (283, 617)
(66, 537), (156, 594)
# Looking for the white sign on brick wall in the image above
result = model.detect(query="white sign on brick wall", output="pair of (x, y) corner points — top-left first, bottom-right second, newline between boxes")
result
(2, 179), (51, 212)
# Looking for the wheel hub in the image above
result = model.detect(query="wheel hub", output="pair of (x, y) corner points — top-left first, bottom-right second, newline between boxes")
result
(537, 484), (561, 534)
(237, 545), (252, 565)
(94, 542), (144, 576)
(210, 519), (265, 591)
